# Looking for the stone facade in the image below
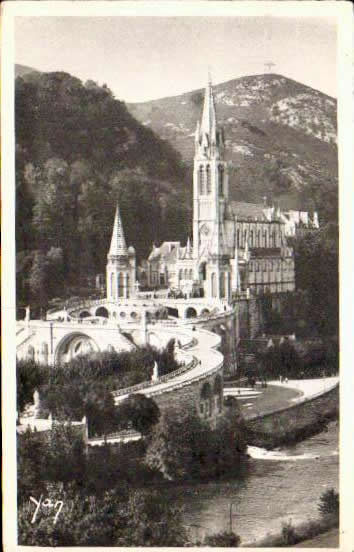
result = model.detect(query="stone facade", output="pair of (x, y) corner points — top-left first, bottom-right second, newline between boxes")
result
(144, 79), (302, 299)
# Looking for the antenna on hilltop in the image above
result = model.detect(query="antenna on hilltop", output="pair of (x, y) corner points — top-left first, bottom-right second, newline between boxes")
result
(264, 62), (275, 73)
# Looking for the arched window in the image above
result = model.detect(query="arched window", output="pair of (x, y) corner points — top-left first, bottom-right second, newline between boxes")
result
(211, 272), (217, 298)
(184, 268), (188, 280)
(178, 269), (183, 281)
(250, 230), (254, 247)
(41, 343), (48, 364)
(118, 272), (124, 297)
(110, 272), (114, 299)
(264, 232), (268, 248)
(199, 165), (205, 195)
(189, 269), (193, 280)
(126, 274), (130, 298)
(200, 382), (213, 417)
(220, 272), (225, 298)
(257, 230), (261, 247)
(237, 229), (240, 248)
(218, 164), (224, 196)
(206, 165), (211, 194)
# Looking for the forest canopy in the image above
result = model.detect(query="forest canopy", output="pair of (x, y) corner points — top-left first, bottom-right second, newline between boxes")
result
(16, 72), (191, 306)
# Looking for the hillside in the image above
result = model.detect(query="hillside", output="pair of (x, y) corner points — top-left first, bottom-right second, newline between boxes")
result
(15, 70), (190, 305)
(15, 64), (39, 78)
(128, 74), (338, 213)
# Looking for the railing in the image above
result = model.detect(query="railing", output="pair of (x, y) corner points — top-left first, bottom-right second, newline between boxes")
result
(112, 357), (197, 398)
(88, 429), (141, 445)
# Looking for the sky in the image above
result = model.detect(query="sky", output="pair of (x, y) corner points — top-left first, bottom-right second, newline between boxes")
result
(15, 16), (337, 102)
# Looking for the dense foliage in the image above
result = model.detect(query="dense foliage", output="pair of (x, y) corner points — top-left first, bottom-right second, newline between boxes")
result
(146, 404), (248, 480)
(17, 425), (188, 546)
(17, 359), (44, 413)
(16, 72), (190, 308)
(17, 414), (247, 546)
(17, 341), (177, 436)
(318, 488), (339, 523)
(259, 223), (338, 342)
(204, 531), (241, 547)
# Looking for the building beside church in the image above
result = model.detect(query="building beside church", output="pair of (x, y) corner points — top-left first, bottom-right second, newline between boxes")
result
(144, 79), (318, 299)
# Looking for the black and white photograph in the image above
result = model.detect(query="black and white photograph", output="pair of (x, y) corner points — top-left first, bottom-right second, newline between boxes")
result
(2, 1), (353, 549)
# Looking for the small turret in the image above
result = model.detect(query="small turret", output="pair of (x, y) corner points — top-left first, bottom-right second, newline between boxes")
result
(108, 204), (128, 259)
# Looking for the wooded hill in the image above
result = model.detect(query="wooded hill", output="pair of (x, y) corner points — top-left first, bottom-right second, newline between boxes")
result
(16, 71), (191, 305)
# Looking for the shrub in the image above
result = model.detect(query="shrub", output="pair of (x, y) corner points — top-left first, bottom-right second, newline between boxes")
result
(318, 488), (339, 523)
(281, 519), (297, 546)
(204, 530), (241, 547)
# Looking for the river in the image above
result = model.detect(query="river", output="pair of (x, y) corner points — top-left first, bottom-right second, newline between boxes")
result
(162, 423), (339, 545)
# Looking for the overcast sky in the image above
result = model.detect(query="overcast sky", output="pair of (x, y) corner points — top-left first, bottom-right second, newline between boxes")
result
(15, 16), (337, 102)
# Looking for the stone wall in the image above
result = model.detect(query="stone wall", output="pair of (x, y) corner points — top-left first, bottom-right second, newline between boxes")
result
(151, 367), (224, 429)
(246, 384), (339, 448)
(238, 298), (265, 339)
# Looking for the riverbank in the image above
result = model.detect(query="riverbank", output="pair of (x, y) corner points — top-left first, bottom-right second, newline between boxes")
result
(245, 379), (339, 449)
(246, 516), (338, 547)
(166, 422), (339, 545)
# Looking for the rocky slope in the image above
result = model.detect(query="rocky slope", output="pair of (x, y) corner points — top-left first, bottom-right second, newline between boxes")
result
(128, 74), (338, 211)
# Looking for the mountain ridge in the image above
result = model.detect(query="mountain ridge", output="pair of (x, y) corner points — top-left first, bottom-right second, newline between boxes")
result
(127, 73), (337, 214)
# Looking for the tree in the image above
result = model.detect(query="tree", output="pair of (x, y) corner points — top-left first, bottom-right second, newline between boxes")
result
(318, 488), (339, 523)
(18, 487), (189, 547)
(146, 410), (247, 481)
(117, 394), (160, 435)
(16, 359), (45, 413)
(204, 531), (241, 547)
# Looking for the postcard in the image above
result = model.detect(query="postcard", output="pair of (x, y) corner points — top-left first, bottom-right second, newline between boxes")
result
(2, 2), (353, 550)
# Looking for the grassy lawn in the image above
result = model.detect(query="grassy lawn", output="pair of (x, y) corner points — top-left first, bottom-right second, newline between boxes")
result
(237, 384), (302, 420)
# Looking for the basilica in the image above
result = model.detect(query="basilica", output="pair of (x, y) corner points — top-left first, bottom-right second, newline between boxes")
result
(105, 78), (319, 303)
(141, 79), (318, 300)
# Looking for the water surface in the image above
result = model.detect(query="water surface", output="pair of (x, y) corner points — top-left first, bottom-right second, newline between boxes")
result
(162, 423), (339, 545)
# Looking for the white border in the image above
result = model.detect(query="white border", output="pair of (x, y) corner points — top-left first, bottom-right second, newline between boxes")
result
(2, 3), (353, 551)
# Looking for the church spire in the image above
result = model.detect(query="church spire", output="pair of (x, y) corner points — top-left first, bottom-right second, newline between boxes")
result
(195, 75), (223, 160)
(108, 203), (128, 258)
(200, 75), (217, 145)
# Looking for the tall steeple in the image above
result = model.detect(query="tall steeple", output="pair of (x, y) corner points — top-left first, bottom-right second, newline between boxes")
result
(108, 204), (128, 258)
(200, 75), (217, 145)
(195, 75), (224, 160)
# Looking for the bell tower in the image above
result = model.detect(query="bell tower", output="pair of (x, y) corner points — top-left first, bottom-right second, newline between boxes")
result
(193, 77), (231, 301)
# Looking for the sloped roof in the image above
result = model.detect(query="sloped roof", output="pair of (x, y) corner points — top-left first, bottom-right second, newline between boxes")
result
(228, 201), (267, 221)
(148, 242), (180, 263)
(108, 204), (128, 257)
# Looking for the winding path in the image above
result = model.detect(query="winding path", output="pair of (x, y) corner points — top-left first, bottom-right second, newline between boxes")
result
(115, 327), (223, 403)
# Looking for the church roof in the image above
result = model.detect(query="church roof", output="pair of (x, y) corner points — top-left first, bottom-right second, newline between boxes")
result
(148, 242), (179, 263)
(228, 201), (268, 221)
(108, 204), (128, 257)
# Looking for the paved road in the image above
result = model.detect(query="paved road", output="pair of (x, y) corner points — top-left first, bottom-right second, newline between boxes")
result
(269, 377), (339, 400)
(115, 327), (223, 404)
